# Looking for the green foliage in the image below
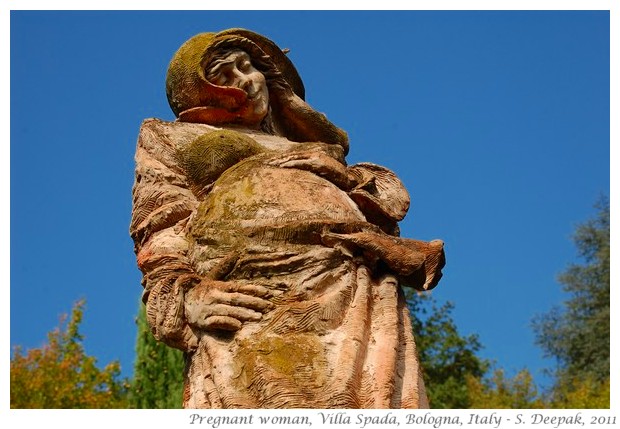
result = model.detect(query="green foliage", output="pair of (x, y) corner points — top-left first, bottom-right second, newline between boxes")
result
(407, 292), (489, 408)
(408, 293), (546, 409)
(10, 300), (129, 408)
(466, 369), (545, 409)
(549, 374), (610, 409)
(129, 304), (185, 408)
(532, 197), (610, 404)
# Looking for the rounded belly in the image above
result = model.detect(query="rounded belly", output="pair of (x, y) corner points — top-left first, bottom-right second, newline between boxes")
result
(196, 164), (365, 226)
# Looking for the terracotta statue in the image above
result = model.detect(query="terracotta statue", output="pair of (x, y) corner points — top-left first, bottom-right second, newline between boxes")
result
(130, 28), (445, 409)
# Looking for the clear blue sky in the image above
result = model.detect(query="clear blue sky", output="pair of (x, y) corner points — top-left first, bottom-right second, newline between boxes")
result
(10, 10), (609, 391)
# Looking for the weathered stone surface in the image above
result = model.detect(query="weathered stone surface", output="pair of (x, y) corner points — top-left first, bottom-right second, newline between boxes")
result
(130, 29), (445, 409)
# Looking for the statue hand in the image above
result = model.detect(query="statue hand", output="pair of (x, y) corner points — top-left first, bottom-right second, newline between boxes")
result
(267, 72), (296, 98)
(184, 280), (273, 332)
(266, 149), (354, 190)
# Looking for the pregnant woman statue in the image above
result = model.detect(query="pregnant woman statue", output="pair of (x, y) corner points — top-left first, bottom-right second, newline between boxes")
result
(130, 28), (445, 409)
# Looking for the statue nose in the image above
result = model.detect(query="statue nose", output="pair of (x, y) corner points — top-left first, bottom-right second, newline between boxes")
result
(241, 78), (252, 91)
(234, 71), (253, 92)
(241, 78), (259, 97)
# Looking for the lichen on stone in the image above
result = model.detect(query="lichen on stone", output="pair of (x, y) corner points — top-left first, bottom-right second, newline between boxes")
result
(178, 129), (264, 197)
(233, 333), (328, 393)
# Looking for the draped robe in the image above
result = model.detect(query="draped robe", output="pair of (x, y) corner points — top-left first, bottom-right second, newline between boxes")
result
(130, 118), (444, 408)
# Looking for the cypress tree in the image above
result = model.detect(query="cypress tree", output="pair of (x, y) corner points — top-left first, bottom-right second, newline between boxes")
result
(129, 303), (185, 408)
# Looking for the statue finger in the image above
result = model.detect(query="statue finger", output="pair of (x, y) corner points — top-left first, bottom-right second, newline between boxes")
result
(203, 304), (263, 323)
(209, 282), (271, 298)
(264, 151), (311, 166)
(236, 284), (271, 298)
(277, 159), (319, 170)
(212, 290), (273, 312)
(203, 315), (242, 332)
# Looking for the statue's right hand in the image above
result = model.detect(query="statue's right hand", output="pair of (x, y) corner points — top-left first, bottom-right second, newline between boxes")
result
(184, 280), (273, 332)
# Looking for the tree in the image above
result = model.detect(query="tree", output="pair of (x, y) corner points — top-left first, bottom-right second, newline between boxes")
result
(549, 375), (610, 409)
(466, 369), (545, 409)
(407, 292), (489, 408)
(10, 300), (128, 408)
(532, 197), (610, 406)
(129, 303), (185, 408)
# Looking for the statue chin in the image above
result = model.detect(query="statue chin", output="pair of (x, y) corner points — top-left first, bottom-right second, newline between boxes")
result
(239, 103), (268, 129)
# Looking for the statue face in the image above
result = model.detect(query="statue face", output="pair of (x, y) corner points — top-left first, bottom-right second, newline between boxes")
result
(207, 50), (269, 127)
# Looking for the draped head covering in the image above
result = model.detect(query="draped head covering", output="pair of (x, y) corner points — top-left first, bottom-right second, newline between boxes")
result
(166, 28), (349, 153)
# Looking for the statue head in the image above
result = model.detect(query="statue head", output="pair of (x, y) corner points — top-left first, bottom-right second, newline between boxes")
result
(166, 28), (349, 152)
(166, 29), (304, 127)
(204, 50), (269, 128)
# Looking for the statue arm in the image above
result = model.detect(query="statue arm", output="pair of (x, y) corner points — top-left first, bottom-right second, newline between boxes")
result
(135, 227), (200, 351)
(131, 123), (274, 347)
(320, 163), (445, 290)
(322, 231), (445, 291)
(130, 126), (200, 351)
